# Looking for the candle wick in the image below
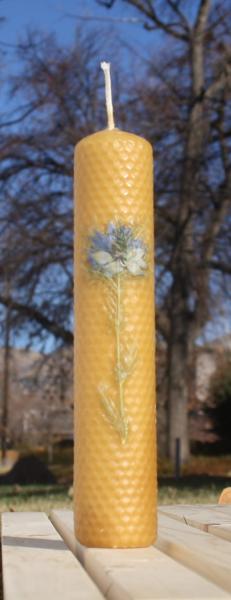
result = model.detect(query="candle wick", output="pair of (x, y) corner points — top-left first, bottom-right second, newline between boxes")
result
(101, 61), (115, 130)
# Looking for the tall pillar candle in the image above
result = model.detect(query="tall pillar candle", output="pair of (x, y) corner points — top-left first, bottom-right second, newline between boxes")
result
(74, 63), (157, 548)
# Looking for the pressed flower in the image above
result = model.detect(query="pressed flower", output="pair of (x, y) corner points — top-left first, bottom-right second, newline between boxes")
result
(88, 223), (147, 278)
(86, 222), (149, 444)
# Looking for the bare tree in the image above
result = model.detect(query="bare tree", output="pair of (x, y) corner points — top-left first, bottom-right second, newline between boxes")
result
(1, 280), (11, 462)
(97, 0), (231, 461)
(0, 10), (230, 462)
(0, 31), (111, 349)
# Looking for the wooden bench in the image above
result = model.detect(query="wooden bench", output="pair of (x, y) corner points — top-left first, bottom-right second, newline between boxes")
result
(1, 504), (231, 599)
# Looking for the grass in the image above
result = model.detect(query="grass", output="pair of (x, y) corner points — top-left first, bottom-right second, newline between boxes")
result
(0, 484), (73, 512)
(158, 479), (229, 504)
(0, 449), (230, 512)
(0, 479), (228, 513)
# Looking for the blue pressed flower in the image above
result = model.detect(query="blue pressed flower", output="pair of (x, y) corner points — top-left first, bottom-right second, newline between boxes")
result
(119, 225), (133, 237)
(107, 222), (116, 236)
(87, 252), (101, 271)
(87, 223), (148, 277)
(131, 238), (146, 250)
(90, 231), (112, 253)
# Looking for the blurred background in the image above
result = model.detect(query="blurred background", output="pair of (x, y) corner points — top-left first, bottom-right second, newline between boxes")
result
(0, 0), (231, 508)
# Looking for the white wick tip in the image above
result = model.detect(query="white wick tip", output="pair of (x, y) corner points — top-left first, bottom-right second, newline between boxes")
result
(101, 61), (115, 130)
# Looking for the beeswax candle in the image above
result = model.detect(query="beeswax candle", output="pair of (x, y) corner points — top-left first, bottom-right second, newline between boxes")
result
(74, 63), (157, 548)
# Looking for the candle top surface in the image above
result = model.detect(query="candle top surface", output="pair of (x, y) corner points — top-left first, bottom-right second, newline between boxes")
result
(76, 128), (152, 153)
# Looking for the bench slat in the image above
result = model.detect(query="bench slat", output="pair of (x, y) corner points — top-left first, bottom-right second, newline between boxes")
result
(51, 509), (229, 599)
(159, 505), (231, 542)
(159, 504), (231, 533)
(208, 524), (231, 542)
(1, 512), (104, 600)
(157, 513), (231, 594)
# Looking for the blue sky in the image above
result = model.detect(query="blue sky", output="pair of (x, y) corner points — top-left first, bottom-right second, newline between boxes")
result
(0, 1), (155, 353)
(0, 0), (153, 63)
(0, 0), (201, 50)
(0, 0), (161, 135)
(1, 0), (230, 350)
(1, 0), (138, 45)
(0, 0), (159, 115)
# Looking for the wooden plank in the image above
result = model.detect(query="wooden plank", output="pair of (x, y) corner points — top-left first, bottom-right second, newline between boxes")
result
(51, 509), (230, 599)
(159, 503), (231, 543)
(157, 513), (231, 594)
(159, 505), (231, 532)
(208, 524), (231, 543)
(1, 512), (104, 600)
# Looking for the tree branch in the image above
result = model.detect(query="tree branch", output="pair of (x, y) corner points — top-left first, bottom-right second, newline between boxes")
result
(202, 184), (231, 265)
(192, 0), (211, 96)
(98, 0), (188, 39)
(156, 308), (170, 341)
(166, 0), (190, 34)
(208, 260), (231, 275)
(194, 0), (211, 37)
(0, 295), (73, 345)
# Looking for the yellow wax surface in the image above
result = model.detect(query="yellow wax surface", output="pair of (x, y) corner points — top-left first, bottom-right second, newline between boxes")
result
(74, 128), (157, 548)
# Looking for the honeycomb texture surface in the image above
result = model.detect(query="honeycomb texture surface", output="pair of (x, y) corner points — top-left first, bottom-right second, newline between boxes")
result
(74, 129), (157, 548)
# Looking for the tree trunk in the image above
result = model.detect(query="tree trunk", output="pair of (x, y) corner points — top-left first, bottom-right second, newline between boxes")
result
(166, 1), (211, 462)
(167, 354), (189, 463)
(167, 283), (194, 462)
(1, 300), (11, 463)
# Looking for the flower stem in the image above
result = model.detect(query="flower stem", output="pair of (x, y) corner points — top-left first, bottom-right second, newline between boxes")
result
(115, 273), (127, 443)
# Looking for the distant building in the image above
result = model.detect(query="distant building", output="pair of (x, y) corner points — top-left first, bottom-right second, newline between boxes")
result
(190, 335), (231, 444)
(1, 334), (230, 448)
(0, 346), (73, 446)
(195, 334), (231, 403)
